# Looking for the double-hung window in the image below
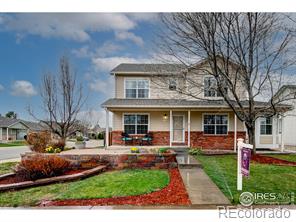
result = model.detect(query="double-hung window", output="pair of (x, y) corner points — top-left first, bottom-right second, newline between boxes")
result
(125, 79), (149, 98)
(260, 117), (272, 135)
(124, 114), (149, 134)
(203, 114), (228, 135)
(204, 76), (227, 97)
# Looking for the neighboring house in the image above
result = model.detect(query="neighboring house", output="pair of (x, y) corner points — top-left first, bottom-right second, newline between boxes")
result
(273, 85), (296, 149)
(0, 116), (44, 141)
(101, 61), (291, 150)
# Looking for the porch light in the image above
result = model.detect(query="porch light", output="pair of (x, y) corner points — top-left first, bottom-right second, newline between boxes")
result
(163, 113), (168, 120)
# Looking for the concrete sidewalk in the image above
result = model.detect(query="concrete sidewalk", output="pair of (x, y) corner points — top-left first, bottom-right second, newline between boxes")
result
(179, 167), (230, 205)
(176, 152), (230, 206)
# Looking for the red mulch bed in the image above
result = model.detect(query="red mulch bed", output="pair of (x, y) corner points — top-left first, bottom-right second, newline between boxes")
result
(0, 169), (85, 185)
(43, 168), (191, 206)
(252, 154), (296, 166)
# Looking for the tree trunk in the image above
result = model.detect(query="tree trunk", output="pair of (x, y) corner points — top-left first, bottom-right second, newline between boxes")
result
(246, 124), (256, 154)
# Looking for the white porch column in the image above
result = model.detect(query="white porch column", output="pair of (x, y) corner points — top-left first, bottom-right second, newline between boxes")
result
(169, 110), (173, 147)
(272, 117), (276, 148)
(281, 117), (285, 152)
(0, 128), (2, 141)
(234, 114), (237, 152)
(105, 108), (109, 148)
(6, 128), (9, 141)
(188, 110), (191, 147)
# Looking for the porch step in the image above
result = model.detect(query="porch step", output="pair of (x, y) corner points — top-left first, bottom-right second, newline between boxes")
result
(176, 154), (202, 168)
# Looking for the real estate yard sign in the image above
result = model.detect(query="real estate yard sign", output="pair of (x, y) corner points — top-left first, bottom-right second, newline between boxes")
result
(237, 138), (253, 191)
(241, 148), (251, 177)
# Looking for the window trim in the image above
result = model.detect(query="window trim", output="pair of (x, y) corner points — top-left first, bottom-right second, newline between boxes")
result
(203, 75), (223, 98)
(259, 117), (273, 136)
(122, 113), (150, 135)
(124, 77), (150, 99)
(202, 113), (229, 135)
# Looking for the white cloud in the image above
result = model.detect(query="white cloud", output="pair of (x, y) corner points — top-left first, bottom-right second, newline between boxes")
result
(95, 41), (123, 56)
(92, 56), (153, 71)
(128, 13), (160, 22)
(71, 45), (92, 58)
(11, 80), (37, 97)
(115, 31), (144, 46)
(0, 13), (136, 42)
(72, 41), (123, 58)
(0, 84), (4, 91)
(89, 76), (114, 96)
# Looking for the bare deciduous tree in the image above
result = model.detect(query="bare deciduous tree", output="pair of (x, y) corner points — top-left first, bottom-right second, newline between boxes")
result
(29, 56), (85, 145)
(157, 13), (296, 152)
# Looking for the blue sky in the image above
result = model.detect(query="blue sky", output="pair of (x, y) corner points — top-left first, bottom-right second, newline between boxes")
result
(0, 13), (160, 126)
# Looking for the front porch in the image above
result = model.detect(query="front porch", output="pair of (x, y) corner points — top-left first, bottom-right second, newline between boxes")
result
(104, 108), (248, 150)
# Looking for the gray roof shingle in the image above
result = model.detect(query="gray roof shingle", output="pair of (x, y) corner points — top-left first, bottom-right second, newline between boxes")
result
(110, 63), (185, 74)
(0, 116), (19, 127)
(101, 98), (284, 108)
(0, 116), (44, 130)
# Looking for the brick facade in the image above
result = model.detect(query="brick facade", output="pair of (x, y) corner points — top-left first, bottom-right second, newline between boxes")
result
(188, 131), (246, 150)
(111, 130), (246, 150)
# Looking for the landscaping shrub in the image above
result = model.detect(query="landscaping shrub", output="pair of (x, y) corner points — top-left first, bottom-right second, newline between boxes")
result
(45, 146), (62, 153)
(188, 147), (202, 156)
(26, 131), (51, 153)
(15, 155), (70, 180)
(97, 133), (104, 140)
(76, 136), (84, 142)
(159, 148), (170, 154)
(131, 147), (140, 153)
(50, 139), (66, 151)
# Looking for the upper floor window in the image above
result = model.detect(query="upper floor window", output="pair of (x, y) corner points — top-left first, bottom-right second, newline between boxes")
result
(125, 79), (149, 98)
(260, 117), (272, 135)
(204, 76), (225, 97)
(203, 114), (228, 135)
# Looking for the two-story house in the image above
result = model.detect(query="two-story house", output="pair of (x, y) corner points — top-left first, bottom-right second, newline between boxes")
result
(101, 60), (291, 150)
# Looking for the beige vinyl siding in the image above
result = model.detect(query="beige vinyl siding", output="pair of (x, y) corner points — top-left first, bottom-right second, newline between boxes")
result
(259, 135), (273, 144)
(112, 110), (245, 132)
(115, 75), (125, 98)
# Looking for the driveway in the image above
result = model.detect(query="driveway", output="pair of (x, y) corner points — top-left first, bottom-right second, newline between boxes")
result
(0, 146), (30, 161)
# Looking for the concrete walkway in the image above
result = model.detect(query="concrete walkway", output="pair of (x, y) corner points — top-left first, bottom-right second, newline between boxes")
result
(175, 151), (230, 206)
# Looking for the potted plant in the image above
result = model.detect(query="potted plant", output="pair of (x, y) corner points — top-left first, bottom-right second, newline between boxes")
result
(75, 136), (86, 149)
(131, 147), (140, 153)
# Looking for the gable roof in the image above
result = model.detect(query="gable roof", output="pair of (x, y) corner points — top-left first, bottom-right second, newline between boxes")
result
(274, 85), (296, 99)
(0, 116), (20, 128)
(110, 63), (185, 74)
(0, 116), (43, 130)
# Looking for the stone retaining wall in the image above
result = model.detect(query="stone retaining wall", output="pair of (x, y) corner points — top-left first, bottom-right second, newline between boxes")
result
(21, 152), (178, 170)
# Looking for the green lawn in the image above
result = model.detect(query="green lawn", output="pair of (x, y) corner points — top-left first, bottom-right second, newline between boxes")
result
(0, 162), (18, 175)
(0, 169), (169, 207)
(195, 155), (296, 204)
(0, 141), (27, 147)
(266, 154), (296, 162)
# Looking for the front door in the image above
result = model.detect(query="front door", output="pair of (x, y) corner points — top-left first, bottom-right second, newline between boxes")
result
(173, 115), (184, 142)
